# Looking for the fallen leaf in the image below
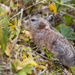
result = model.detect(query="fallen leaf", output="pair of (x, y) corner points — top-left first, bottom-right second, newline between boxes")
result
(37, 65), (46, 69)
(18, 58), (34, 67)
(22, 37), (29, 41)
(49, 1), (57, 15)
(5, 46), (11, 57)
(29, 60), (38, 67)
(8, 23), (13, 26)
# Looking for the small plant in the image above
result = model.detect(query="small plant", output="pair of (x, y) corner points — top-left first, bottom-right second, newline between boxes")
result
(60, 24), (75, 40)
(53, 0), (75, 9)
(0, 8), (8, 57)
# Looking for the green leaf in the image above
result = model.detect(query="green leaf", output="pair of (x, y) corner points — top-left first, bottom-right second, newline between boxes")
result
(60, 24), (65, 35)
(18, 70), (26, 75)
(53, 0), (75, 9)
(66, 36), (75, 40)
(65, 28), (74, 36)
(60, 0), (71, 4)
(61, 27), (74, 36)
(62, 4), (75, 9)
(22, 65), (33, 74)
(71, 66), (75, 70)
(62, 27), (70, 36)
(41, 46), (46, 50)
(60, 24), (75, 40)
(72, 0), (75, 3)
(53, 0), (60, 4)
(11, 62), (17, 72)
(62, 15), (73, 25)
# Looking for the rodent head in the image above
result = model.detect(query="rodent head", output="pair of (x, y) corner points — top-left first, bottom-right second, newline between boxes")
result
(24, 16), (51, 32)
(30, 16), (51, 31)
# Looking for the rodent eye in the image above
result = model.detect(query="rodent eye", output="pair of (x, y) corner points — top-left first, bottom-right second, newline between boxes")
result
(31, 19), (36, 21)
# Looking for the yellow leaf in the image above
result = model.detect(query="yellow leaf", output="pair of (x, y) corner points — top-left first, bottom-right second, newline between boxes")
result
(5, 46), (11, 56)
(22, 30), (32, 38)
(21, 54), (26, 59)
(18, 58), (33, 67)
(22, 37), (29, 41)
(17, 52), (19, 56)
(48, 1), (57, 15)
(8, 23), (13, 26)
(13, 58), (46, 70)
(18, 58), (38, 67)
(29, 60), (38, 67)
(12, 26), (16, 29)
(37, 65), (46, 69)
(9, 42), (12, 47)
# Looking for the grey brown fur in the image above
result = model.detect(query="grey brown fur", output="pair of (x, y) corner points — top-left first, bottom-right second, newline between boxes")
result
(25, 16), (75, 68)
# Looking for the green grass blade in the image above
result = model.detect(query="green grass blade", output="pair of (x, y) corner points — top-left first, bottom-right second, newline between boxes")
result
(3, 17), (8, 50)
(0, 22), (4, 56)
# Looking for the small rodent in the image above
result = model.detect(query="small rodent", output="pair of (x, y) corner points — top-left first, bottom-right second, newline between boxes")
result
(25, 16), (75, 68)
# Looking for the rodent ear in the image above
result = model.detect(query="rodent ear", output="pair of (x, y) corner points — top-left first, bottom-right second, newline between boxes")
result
(37, 22), (46, 29)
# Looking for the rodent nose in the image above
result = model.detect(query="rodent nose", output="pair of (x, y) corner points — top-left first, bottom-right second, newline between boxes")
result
(31, 19), (36, 21)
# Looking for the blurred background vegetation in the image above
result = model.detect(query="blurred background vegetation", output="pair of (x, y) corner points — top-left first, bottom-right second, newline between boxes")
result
(0, 0), (75, 75)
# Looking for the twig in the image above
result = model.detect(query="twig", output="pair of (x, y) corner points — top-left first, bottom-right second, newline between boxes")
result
(10, 1), (44, 20)
(12, 9), (23, 48)
(25, 46), (50, 60)
(36, 52), (50, 61)
(24, 1), (44, 11)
